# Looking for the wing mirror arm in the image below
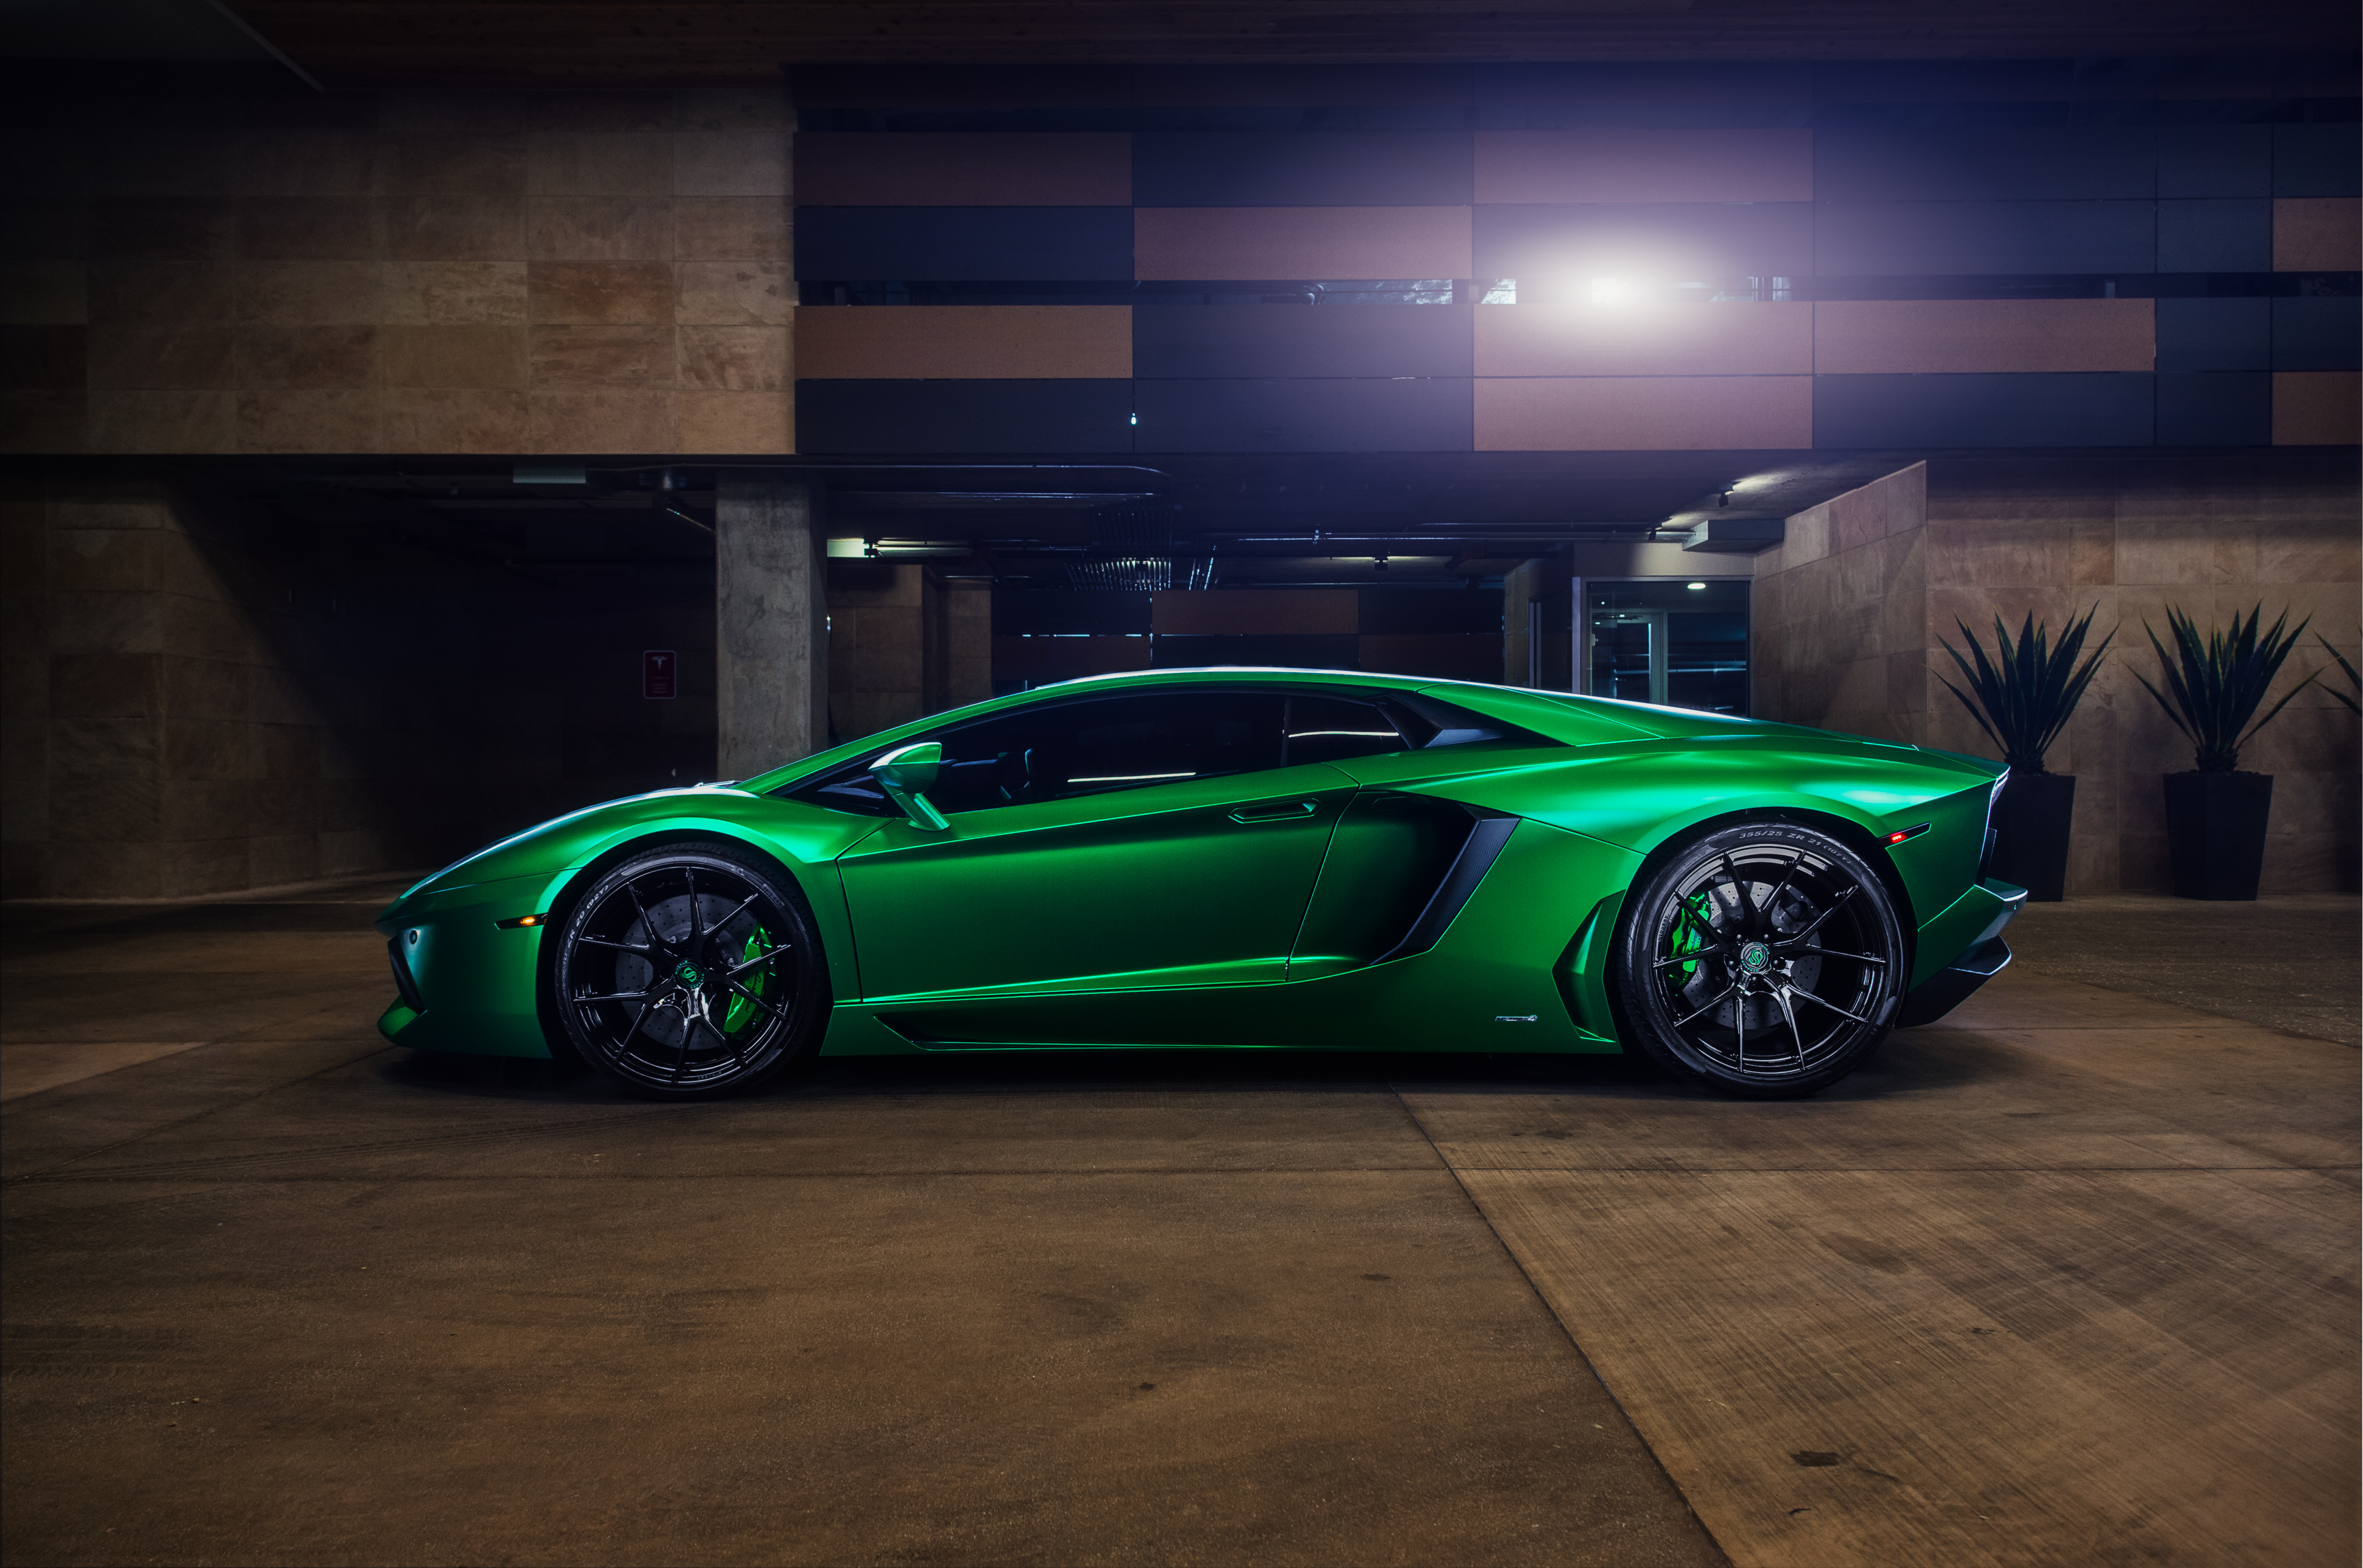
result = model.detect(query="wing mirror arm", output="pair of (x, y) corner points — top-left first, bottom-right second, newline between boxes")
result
(870, 742), (951, 831)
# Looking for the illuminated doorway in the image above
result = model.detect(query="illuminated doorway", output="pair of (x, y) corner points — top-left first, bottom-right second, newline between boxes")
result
(1584, 579), (1750, 716)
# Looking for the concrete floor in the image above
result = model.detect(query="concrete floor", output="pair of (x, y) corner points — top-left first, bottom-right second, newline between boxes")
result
(3, 880), (2356, 1568)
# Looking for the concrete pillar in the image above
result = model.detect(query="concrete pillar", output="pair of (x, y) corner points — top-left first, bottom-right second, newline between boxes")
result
(716, 477), (828, 777)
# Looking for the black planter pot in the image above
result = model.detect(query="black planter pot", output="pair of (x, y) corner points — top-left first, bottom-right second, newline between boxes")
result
(2163, 771), (2274, 901)
(1990, 771), (2077, 902)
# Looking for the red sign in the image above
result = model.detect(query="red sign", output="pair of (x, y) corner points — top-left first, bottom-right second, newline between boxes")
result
(642, 649), (677, 700)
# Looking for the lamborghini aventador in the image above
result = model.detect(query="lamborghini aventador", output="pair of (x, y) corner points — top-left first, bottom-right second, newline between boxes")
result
(376, 669), (2023, 1098)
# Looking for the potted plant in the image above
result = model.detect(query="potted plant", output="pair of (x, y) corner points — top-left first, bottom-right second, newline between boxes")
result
(2132, 605), (2317, 901)
(2318, 635), (2360, 715)
(1937, 607), (2114, 901)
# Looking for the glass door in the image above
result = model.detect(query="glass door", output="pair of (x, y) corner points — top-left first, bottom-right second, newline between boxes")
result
(1584, 579), (1750, 716)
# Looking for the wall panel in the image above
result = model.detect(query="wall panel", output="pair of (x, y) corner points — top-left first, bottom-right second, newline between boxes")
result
(2272, 373), (2362, 445)
(991, 634), (1152, 684)
(1135, 303), (1470, 378)
(1134, 206), (1471, 280)
(2155, 297), (2270, 372)
(1815, 299), (2153, 374)
(1474, 203), (1813, 286)
(1357, 634), (1501, 681)
(796, 207), (1134, 280)
(1150, 633), (1363, 669)
(2272, 298), (2363, 371)
(1474, 376), (1810, 451)
(1133, 133), (1473, 206)
(1134, 376), (1470, 452)
(1814, 373), (2155, 447)
(1473, 130), (1812, 204)
(2156, 373), (2271, 446)
(2155, 125), (2272, 198)
(2273, 125), (2363, 197)
(2155, 198), (2271, 272)
(796, 378), (1133, 453)
(1813, 128), (2157, 202)
(798, 305), (1131, 379)
(1476, 301), (1810, 376)
(794, 133), (1131, 206)
(2273, 197), (2363, 271)
(1814, 200), (2156, 274)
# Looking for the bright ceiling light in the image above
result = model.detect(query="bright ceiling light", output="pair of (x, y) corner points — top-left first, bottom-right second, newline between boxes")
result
(1588, 277), (1629, 305)
(1687, 581), (1707, 590)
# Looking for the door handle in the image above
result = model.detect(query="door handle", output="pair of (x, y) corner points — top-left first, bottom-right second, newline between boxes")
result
(1229, 800), (1318, 824)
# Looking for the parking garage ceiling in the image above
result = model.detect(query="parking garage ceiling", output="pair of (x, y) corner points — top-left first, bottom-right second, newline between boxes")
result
(4, 0), (2354, 87)
(125, 445), (2128, 589)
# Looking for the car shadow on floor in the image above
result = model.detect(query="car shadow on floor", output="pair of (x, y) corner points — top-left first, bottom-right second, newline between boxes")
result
(377, 1035), (2007, 1106)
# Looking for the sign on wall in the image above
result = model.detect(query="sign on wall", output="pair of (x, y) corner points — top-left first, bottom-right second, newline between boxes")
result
(643, 650), (677, 700)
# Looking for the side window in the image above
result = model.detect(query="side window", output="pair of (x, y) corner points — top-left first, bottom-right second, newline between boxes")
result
(780, 686), (1540, 820)
(800, 768), (895, 816)
(1284, 695), (1409, 766)
(931, 691), (1285, 812)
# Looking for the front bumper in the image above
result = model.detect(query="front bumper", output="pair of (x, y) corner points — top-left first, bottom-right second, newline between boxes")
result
(374, 871), (561, 1058)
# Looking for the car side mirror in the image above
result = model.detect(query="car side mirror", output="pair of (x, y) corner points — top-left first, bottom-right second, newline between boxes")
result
(870, 741), (950, 831)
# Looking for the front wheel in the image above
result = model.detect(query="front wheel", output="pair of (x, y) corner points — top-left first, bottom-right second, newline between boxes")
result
(1612, 823), (1906, 1098)
(554, 845), (827, 1098)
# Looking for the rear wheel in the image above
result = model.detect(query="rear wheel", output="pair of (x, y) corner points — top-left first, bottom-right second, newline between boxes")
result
(1612, 823), (1906, 1098)
(554, 845), (826, 1098)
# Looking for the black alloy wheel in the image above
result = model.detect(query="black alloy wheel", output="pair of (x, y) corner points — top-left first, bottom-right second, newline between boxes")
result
(1613, 823), (1907, 1098)
(554, 845), (826, 1097)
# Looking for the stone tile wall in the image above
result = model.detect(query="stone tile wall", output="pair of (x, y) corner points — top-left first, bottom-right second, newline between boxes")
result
(1755, 456), (2361, 893)
(1, 85), (792, 457)
(0, 473), (718, 899)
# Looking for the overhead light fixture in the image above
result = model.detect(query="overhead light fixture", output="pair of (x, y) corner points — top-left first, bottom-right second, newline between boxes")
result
(1588, 278), (1629, 305)
(1687, 581), (1707, 591)
(833, 491), (1156, 511)
(827, 537), (970, 560)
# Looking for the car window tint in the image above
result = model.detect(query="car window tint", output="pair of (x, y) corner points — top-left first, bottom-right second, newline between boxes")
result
(1285, 695), (1409, 766)
(930, 691), (1284, 813)
(801, 768), (895, 815)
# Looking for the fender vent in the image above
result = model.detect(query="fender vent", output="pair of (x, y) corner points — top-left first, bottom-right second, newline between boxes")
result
(387, 937), (425, 1011)
(1373, 811), (1520, 965)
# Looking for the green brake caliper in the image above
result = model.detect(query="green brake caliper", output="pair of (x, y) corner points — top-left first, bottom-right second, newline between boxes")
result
(718, 928), (770, 1034)
(1670, 894), (1715, 984)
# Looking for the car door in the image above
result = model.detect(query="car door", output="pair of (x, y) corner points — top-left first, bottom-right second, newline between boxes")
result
(835, 688), (1358, 1002)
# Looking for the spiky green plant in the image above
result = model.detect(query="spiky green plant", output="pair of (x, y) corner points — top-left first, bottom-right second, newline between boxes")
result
(1937, 607), (2115, 774)
(2318, 634), (2360, 716)
(2132, 605), (2318, 773)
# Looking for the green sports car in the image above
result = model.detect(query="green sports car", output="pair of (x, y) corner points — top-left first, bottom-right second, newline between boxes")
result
(376, 668), (2024, 1099)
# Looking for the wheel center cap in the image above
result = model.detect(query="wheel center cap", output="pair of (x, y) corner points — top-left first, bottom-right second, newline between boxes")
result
(673, 960), (704, 987)
(1738, 942), (1772, 975)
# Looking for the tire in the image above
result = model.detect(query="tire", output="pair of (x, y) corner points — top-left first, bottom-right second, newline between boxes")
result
(553, 844), (828, 1098)
(1612, 822), (1906, 1098)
